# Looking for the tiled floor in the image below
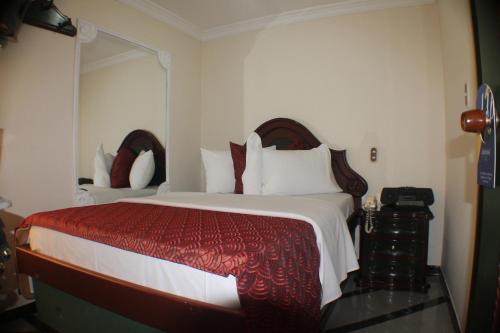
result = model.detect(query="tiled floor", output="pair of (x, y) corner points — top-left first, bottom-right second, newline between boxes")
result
(321, 272), (460, 332)
(0, 303), (46, 333)
(0, 317), (40, 333)
(0, 271), (460, 333)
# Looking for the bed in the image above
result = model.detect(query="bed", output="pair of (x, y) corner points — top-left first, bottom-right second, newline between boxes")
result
(16, 118), (367, 332)
(75, 184), (160, 205)
(76, 129), (166, 205)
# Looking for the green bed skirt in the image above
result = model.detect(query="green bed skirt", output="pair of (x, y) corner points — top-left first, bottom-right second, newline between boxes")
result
(34, 280), (165, 333)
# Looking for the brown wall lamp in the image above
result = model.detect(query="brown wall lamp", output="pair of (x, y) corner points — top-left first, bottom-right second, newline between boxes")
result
(461, 84), (498, 188)
(461, 108), (498, 138)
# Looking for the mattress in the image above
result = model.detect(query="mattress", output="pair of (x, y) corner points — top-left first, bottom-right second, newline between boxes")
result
(29, 192), (358, 309)
(75, 184), (158, 206)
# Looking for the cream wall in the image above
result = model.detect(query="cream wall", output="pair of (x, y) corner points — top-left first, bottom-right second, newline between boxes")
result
(0, 0), (201, 310)
(79, 55), (165, 178)
(437, 0), (477, 328)
(202, 4), (446, 265)
(0, 26), (75, 216)
(0, 0), (201, 213)
(0, 26), (75, 310)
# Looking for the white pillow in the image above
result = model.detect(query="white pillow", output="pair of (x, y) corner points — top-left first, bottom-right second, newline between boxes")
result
(104, 153), (115, 173)
(201, 149), (235, 193)
(94, 144), (112, 187)
(262, 144), (342, 195)
(242, 132), (263, 195)
(129, 150), (155, 190)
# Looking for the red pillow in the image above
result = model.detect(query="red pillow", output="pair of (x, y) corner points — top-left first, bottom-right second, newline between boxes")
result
(110, 148), (136, 188)
(230, 142), (246, 194)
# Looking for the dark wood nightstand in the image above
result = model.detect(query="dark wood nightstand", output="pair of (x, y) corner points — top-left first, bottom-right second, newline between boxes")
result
(357, 206), (433, 292)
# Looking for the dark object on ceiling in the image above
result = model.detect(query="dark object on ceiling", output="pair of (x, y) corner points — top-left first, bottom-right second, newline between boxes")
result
(0, 0), (30, 47)
(23, 0), (76, 37)
(0, 0), (75, 48)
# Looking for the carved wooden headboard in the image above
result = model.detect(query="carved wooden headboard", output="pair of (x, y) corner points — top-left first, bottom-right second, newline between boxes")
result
(117, 129), (166, 186)
(254, 118), (368, 209)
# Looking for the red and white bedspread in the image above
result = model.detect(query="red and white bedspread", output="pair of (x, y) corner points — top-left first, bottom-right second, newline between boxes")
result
(19, 192), (358, 332)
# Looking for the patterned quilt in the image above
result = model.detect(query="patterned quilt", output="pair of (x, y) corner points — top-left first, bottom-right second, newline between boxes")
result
(19, 202), (321, 332)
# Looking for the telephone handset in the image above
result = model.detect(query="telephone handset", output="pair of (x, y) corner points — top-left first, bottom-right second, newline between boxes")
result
(363, 196), (378, 234)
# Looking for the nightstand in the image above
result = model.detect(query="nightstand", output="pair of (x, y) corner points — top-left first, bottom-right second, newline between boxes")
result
(357, 205), (433, 292)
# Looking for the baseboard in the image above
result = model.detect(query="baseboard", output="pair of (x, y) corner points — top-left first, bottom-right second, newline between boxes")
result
(439, 267), (463, 333)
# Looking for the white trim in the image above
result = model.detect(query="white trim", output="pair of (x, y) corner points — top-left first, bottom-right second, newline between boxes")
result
(116, 0), (202, 39)
(72, 29), (82, 204)
(77, 20), (97, 43)
(72, 19), (171, 203)
(118, 0), (434, 41)
(78, 19), (163, 54)
(157, 50), (171, 70)
(440, 269), (463, 332)
(81, 49), (149, 74)
(201, 0), (435, 40)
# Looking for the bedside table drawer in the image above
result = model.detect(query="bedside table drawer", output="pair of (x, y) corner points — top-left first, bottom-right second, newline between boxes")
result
(365, 259), (425, 279)
(366, 239), (424, 258)
(370, 218), (425, 238)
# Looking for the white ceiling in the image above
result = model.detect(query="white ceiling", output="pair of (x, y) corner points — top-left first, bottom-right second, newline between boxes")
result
(118, 0), (434, 40)
(150, 0), (347, 29)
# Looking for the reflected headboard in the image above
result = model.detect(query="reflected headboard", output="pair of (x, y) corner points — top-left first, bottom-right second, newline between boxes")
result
(254, 118), (368, 209)
(117, 129), (166, 186)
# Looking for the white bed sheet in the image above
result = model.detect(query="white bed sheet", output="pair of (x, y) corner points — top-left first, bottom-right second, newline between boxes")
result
(75, 184), (158, 206)
(29, 192), (358, 309)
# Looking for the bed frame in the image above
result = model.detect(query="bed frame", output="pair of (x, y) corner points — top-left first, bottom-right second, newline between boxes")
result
(255, 118), (367, 209)
(16, 118), (367, 333)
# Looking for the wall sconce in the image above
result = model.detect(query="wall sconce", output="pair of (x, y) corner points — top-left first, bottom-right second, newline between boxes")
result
(461, 83), (498, 188)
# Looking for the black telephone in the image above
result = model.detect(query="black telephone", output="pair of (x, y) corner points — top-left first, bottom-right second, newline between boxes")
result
(381, 187), (434, 207)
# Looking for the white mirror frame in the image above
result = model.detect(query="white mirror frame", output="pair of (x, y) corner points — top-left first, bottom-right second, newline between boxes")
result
(72, 19), (171, 203)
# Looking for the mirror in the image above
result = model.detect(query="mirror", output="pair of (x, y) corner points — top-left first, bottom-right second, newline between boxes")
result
(73, 21), (171, 205)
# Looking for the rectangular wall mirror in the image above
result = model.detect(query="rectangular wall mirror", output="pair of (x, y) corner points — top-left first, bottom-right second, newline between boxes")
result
(73, 20), (171, 206)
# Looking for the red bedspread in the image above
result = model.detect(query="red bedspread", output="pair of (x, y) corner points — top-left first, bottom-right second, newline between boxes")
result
(20, 202), (321, 332)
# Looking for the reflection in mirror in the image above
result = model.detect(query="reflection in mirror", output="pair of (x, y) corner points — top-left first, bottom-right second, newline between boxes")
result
(75, 30), (167, 206)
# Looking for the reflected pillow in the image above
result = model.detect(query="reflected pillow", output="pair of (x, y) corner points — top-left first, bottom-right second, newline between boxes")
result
(104, 153), (115, 173)
(129, 150), (155, 190)
(94, 144), (114, 187)
(201, 149), (235, 193)
(110, 148), (136, 188)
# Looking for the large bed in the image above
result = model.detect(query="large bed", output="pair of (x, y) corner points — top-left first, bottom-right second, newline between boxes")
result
(16, 118), (367, 332)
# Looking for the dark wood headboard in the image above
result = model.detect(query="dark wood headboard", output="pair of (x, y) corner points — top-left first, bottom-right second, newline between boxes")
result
(117, 129), (166, 186)
(255, 118), (368, 209)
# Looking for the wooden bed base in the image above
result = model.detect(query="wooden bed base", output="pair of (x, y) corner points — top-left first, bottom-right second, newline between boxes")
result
(16, 245), (245, 332)
(16, 118), (367, 332)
